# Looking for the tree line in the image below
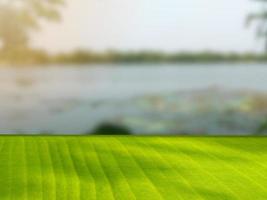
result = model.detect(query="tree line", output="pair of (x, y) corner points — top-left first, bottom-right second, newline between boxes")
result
(1, 49), (267, 65)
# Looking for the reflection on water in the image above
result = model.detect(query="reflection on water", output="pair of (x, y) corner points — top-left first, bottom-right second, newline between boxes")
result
(0, 63), (267, 134)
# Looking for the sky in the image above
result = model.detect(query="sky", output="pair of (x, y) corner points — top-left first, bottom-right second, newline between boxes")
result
(31, 0), (263, 53)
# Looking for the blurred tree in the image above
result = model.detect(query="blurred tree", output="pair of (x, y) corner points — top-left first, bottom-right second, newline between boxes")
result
(0, 0), (64, 51)
(247, 0), (267, 52)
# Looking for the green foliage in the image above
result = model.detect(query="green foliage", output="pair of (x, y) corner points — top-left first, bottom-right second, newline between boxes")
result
(247, 0), (267, 52)
(0, 136), (267, 199)
(0, 0), (64, 51)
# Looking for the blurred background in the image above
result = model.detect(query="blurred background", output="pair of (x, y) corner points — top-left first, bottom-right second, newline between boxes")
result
(0, 0), (267, 135)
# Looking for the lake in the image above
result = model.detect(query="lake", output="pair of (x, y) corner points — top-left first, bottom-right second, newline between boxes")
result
(0, 63), (267, 134)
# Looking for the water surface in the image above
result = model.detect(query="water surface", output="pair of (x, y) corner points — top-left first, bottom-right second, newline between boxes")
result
(0, 63), (266, 134)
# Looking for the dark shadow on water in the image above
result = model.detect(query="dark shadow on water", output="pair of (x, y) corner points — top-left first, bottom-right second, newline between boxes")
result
(254, 118), (267, 135)
(89, 122), (132, 135)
